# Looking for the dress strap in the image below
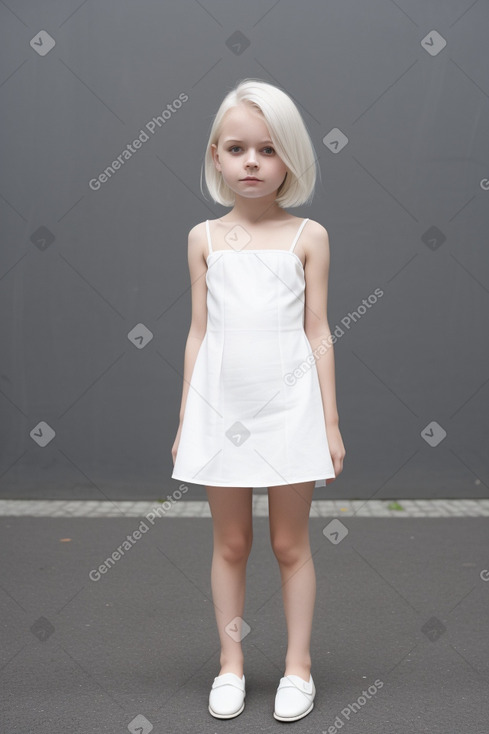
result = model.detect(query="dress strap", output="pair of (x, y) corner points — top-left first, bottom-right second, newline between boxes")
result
(205, 219), (213, 256)
(289, 218), (309, 252)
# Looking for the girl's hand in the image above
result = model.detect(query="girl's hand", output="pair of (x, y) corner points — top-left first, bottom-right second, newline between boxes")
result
(171, 422), (183, 465)
(325, 423), (345, 484)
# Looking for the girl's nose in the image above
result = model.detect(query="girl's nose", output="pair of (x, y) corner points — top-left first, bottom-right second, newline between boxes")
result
(245, 149), (258, 166)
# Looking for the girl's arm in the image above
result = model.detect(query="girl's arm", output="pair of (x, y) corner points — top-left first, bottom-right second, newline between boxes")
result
(303, 222), (340, 427)
(177, 224), (208, 423)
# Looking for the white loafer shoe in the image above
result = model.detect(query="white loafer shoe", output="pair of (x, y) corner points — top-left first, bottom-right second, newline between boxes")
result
(273, 673), (315, 721)
(208, 672), (246, 719)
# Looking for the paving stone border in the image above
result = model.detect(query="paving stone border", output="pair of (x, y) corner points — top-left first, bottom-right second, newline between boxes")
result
(0, 499), (488, 517)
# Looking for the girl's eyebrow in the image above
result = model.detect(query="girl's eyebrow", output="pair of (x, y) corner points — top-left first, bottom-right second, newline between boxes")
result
(223, 138), (274, 144)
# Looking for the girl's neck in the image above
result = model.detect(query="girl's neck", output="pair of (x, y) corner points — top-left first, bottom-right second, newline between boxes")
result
(223, 197), (291, 226)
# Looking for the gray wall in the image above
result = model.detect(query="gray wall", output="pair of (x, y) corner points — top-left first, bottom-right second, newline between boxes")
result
(1, 1), (488, 500)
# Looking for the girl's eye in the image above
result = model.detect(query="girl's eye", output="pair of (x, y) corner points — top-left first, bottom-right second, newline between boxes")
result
(228, 146), (275, 154)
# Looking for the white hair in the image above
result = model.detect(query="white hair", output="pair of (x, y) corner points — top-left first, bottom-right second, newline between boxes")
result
(201, 78), (320, 208)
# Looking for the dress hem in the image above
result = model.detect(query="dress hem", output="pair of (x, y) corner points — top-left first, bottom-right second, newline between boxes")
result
(171, 472), (336, 487)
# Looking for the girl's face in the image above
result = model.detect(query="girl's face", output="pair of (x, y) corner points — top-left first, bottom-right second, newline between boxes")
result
(211, 104), (288, 200)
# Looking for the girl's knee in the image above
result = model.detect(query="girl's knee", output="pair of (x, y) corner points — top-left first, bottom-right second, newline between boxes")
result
(271, 536), (308, 566)
(216, 533), (252, 563)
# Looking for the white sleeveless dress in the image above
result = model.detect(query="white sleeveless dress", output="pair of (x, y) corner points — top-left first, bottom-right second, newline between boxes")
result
(171, 217), (336, 487)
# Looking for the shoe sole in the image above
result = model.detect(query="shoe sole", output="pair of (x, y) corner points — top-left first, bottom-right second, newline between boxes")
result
(208, 700), (245, 719)
(273, 701), (314, 721)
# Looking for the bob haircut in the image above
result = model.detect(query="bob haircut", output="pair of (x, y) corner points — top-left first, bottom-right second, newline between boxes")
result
(201, 78), (320, 208)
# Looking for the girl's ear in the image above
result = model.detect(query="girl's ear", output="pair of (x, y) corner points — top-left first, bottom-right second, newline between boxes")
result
(210, 143), (221, 171)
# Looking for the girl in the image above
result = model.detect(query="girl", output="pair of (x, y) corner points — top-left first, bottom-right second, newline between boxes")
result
(171, 78), (345, 722)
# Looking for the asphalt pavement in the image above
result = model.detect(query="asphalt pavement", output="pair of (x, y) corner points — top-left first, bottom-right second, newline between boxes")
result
(1, 505), (487, 733)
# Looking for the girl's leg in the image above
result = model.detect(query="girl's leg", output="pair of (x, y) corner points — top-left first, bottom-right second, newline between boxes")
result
(205, 485), (253, 678)
(268, 481), (316, 680)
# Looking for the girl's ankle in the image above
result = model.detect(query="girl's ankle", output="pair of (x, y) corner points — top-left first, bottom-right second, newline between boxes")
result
(218, 665), (244, 678)
(284, 656), (312, 680)
(283, 663), (311, 680)
(219, 656), (244, 678)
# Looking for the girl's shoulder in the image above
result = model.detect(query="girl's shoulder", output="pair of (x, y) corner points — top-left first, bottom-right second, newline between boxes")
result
(286, 217), (330, 250)
(302, 217), (328, 236)
(301, 218), (331, 253)
(185, 221), (209, 266)
(188, 219), (208, 237)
